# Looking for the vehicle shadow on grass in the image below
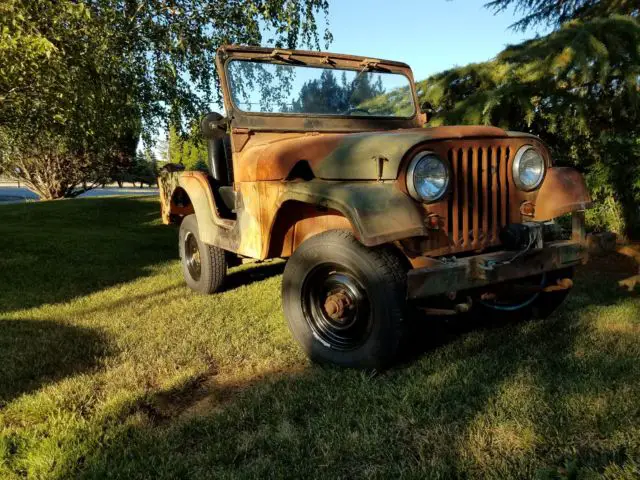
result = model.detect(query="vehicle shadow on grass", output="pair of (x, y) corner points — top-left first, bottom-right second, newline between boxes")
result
(222, 261), (286, 292)
(0, 197), (177, 314)
(0, 319), (108, 407)
(58, 254), (640, 478)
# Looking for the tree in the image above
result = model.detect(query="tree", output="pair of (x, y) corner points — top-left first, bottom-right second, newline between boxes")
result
(486, 0), (638, 31)
(420, 4), (640, 237)
(291, 70), (385, 114)
(167, 126), (208, 172)
(0, 0), (331, 198)
(292, 70), (348, 113)
(0, 1), (142, 198)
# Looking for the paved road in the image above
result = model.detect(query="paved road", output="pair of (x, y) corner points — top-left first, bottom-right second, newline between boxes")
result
(0, 186), (159, 204)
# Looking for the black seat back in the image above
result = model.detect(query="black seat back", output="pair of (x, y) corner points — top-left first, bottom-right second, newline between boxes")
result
(201, 112), (233, 186)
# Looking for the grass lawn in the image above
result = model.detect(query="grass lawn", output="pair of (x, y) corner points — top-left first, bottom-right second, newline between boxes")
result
(1, 196), (639, 479)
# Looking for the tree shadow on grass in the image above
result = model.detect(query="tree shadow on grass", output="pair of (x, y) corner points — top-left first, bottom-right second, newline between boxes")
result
(53, 254), (640, 479)
(69, 311), (640, 478)
(576, 251), (639, 302)
(0, 319), (108, 407)
(0, 197), (290, 314)
(0, 197), (176, 314)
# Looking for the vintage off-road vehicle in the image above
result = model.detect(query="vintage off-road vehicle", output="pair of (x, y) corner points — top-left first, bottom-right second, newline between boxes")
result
(159, 45), (592, 369)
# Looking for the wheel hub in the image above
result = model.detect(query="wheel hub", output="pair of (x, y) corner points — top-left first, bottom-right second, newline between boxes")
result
(184, 231), (202, 281)
(301, 265), (371, 351)
(323, 290), (354, 321)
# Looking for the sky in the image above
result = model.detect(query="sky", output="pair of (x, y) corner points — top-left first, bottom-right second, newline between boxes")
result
(322, 0), (549, 81)
(230, 0), (550, 114)
(226, 1), (549, 118)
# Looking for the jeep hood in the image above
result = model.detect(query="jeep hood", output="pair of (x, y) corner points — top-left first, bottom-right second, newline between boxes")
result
(239, 125), (512, 182)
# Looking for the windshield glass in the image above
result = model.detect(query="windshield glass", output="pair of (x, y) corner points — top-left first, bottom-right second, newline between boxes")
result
(226, 60), (415, 118)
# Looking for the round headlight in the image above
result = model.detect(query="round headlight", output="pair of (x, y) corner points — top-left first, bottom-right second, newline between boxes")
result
(513, 146), (545, 191)
(407, 152), (450, 202)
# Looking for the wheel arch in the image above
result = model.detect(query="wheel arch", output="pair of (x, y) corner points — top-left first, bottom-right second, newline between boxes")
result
(265, 180), (429, 258)
(159, 170), (237, 248)
(266, 199), (354, 258)
(166, 186), (194, 223)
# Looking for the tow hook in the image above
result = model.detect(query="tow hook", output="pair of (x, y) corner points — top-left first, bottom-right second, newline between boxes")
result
(419, 297), (473, 316)
(542, 278), (574, 292)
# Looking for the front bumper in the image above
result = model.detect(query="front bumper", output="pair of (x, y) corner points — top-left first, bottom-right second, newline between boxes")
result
(407, 240), (586, 300)
(407, 211), (588, 300)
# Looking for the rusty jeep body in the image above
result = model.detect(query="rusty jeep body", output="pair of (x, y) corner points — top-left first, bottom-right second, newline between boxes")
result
(159, 45), (592, 369)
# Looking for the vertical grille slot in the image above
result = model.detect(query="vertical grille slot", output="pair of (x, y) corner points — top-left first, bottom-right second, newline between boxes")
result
(502, 147), (510, 227)
(447, 144), (511, 250)
(472, 148), (480, 248)
(461, 148), (470, 248)
(447, 149), (454, 237)
(482, 147), (489, 242)
(491, 147), (499, 240)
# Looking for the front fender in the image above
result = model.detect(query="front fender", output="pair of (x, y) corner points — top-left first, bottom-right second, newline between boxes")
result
(278, 180), (428, 246)
(533, 167), (592, 221)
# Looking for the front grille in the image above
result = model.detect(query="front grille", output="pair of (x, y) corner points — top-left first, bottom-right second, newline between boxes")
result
(447, 146), (511, 249)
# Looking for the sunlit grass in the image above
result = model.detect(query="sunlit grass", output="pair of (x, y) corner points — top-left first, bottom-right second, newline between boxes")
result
(1, 197), (638, 478)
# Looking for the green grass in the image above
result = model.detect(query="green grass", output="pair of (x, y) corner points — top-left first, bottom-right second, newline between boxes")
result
(1, 196), (639, 479)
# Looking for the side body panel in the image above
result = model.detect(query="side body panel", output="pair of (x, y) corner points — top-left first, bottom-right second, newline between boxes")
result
(160, 171), (427, 259)
(160, 138), (592, 262)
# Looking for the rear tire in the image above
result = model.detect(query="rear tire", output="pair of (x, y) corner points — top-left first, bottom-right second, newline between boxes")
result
(179, 214), (227, 294)
(282, 230), (408, 370)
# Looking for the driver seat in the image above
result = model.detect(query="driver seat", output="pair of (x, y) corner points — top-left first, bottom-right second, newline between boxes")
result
(201, 112), (235, 216)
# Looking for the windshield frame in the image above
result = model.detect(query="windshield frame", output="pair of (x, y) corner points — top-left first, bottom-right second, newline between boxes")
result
(224, 59), (417, 120)
(216, 45), (423, 132)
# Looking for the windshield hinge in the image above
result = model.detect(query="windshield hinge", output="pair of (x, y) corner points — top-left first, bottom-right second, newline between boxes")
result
(270, 49), (293, 61)
(359, 58), (382, 70)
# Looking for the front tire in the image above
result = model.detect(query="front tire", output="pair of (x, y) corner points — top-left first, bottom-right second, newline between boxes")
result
(282, 230), (408, 370)
(179, 214), (227, 294)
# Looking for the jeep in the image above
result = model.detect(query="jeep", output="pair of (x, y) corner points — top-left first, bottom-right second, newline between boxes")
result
(158, 45), (592, 369)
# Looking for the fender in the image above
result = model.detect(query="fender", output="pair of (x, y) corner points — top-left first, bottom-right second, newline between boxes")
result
(161, 171), (240, 252)
(533, 167), (592, 221)
(275, 180), (428, 247)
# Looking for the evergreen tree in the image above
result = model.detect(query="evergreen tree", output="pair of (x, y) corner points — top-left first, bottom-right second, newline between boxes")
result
(419, 3), (640, 236)
(167, 125), (208, 172)
(291, 70), (385, 114)
(486, 0), (638, 31)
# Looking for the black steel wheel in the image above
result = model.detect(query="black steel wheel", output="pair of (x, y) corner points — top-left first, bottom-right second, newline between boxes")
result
(282, 230), (408, 369)
(184, 231), (202, 281)
(179, 214), (227, 294)
(302, 264), (371, 351)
